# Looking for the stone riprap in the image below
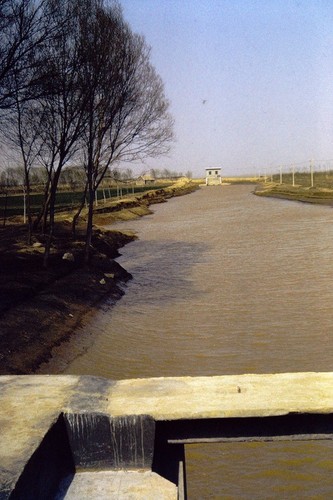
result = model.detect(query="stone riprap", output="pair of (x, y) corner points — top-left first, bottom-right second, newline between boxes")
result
(1, 372), (333, 498)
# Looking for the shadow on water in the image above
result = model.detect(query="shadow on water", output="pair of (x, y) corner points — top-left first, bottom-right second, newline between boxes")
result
(115, 239), (208, 306)
(39, 185), (333, 497)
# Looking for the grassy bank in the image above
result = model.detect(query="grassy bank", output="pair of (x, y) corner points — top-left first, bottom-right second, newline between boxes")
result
(223, 176), (259, 184)
(0, 182), (173, 219)
(0, 178), (198, 375)
(91, 178), (198, 225)
(254, 182), (333, 205)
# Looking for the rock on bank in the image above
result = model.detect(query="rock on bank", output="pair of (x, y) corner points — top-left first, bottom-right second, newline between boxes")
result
(0, 180), (198, 375)
(0, 226), (134, 375)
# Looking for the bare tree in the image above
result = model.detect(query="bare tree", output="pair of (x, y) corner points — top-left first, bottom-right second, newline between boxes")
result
(78, 2), (173, 262)
(0, 0), (174, 267)
(0, 0), (49, 240)
(60, 165), (86, 190)
(0, 0), (87, 261)
(121, 168), (133, 181)
(29, 0), (89, 266)
(162, 168), (171, 179)
(3, 97), (45, 242)
(0, 164), (24, 186)
(0, 0), (56, 112)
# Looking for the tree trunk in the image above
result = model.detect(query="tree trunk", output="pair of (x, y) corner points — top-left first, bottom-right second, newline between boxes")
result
(84, 180), (95, 265)
(33, 178), (51, 232)
(24, 169), (33, 245)
(43, 185), (56, 268)
(72, 181), (88, 237)
(43, 167), (62, 268)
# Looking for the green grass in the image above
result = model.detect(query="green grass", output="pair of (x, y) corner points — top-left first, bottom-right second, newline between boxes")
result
(252, 170), (333, 205)
(0, 184), (171, 217)
(270, 170), (333, 188)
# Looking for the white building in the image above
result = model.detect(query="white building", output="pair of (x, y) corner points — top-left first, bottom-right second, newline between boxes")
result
(205, 167), (222, 185)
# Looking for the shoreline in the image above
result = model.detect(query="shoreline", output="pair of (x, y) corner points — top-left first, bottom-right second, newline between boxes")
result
(0, 179), (198, 375)
(253, 182), (333, 206)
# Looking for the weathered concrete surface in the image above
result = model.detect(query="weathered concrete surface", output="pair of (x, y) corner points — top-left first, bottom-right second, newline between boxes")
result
(105, 372), (333, 419)
(1, 372), (333, 497)
(58, 471), (176, 499)
(63, 413), (156, 470)
(0, 375), (80, 497)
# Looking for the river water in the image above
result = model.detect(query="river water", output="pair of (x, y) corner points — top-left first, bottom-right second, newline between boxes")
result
(42, 185), (333, 498)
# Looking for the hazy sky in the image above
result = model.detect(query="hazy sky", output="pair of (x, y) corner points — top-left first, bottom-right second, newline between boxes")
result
(120, 0), (333, 177)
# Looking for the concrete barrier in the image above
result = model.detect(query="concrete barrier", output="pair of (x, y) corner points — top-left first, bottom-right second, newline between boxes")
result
(1, 372), (333, 498)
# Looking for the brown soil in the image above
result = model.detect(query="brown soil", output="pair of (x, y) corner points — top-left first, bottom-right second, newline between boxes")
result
(0, 221), (135, 374)
(254, 182), (333, 205)
(0, 180), (198, 374)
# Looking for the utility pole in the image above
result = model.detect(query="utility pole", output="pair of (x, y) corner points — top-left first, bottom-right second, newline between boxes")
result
(279, 166), (282, 184)
(310, 159), (314, 187)
(292, 165), (295, 187)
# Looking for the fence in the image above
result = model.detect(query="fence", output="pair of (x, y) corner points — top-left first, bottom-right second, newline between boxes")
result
(258, 159), (333, 188)
(0, 183), (170, 224)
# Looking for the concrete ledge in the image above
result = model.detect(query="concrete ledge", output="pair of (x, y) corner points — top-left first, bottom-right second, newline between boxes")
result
(1, 372), (333, 498)
(59, 471), (177, 500)
(105, 372), (333, 419)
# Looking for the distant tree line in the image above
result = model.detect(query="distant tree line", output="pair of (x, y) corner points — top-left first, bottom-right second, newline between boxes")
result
(0, 0), (173, 265)
(0, 165), (192, 188)
(149, 168), (192, 179)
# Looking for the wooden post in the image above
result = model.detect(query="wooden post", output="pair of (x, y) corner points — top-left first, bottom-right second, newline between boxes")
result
(292, 165), (295, 187)
(310, 159), (314, 187)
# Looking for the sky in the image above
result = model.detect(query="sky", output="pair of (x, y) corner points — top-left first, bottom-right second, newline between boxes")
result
(119, 0), (333, 177)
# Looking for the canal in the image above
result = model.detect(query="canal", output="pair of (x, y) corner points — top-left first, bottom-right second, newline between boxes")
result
(41, 185), (333, 498)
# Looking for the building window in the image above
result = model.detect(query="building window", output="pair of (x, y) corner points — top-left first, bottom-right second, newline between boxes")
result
(209, 171), (212, 175)
(215, 171), (218, 175)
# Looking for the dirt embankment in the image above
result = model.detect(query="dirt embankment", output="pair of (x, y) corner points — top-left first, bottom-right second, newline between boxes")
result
(92, 180), (199, 224)
(254, 182), (333, 205)
(0, 180), (198, 375)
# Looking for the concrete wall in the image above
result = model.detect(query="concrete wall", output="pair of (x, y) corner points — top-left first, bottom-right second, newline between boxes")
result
(1, 372), (333, 499)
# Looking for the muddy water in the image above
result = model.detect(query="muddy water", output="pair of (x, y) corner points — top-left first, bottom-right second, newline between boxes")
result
(42, 185), (333, 498)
